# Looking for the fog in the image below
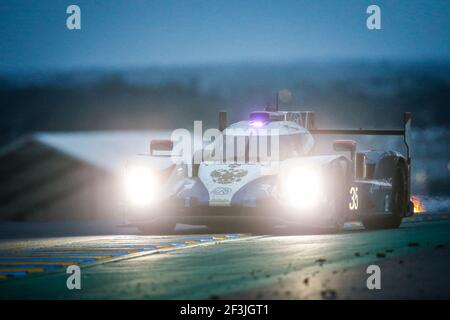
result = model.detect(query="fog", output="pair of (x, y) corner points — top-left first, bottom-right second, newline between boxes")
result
(1, 61), (448, 196)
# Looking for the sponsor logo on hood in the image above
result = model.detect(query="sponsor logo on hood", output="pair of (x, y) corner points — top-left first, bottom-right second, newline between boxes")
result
(210, 165), (248, 184)
(212, 187), (233, 195)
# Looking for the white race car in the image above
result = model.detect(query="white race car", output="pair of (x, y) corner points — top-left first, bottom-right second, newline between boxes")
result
(123, 109), (414, 234)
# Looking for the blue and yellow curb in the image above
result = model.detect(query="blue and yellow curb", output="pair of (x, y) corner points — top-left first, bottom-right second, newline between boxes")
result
(0, 234), (249, 281)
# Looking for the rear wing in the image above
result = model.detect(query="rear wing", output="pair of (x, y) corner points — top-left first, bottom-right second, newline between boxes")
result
(309, 112), (412, 163)
(222, 109), (412, 161)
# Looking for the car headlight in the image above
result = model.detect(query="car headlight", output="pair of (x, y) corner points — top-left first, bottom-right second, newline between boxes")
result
(124, 166), (157, 207)
(282, 167), (322, 209)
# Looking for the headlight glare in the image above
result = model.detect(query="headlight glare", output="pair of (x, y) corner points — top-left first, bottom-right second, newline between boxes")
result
(124, 166), (157, 207)
(283, 167), (322, 209)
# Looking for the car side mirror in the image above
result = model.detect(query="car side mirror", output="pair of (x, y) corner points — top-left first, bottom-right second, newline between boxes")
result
(150, 139), (173, 157)
(333, 140), (356, 161)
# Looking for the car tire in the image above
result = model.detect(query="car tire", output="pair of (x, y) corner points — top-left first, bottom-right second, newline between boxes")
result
(362, 163), (407, 230)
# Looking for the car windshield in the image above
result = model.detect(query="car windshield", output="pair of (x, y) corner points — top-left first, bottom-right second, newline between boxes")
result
(204, 131), (314, 163)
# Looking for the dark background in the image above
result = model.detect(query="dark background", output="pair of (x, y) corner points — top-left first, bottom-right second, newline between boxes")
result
(1, 61), (449, 142)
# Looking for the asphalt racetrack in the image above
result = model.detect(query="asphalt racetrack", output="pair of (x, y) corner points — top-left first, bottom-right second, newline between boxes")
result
(0, 216), (450, 299)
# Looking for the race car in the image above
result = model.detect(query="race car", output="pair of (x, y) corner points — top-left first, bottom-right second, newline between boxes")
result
(123, 109), (414, 234)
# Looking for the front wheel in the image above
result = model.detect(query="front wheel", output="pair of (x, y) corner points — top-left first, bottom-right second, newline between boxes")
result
(362, 164), (407, 230)
(361, 213), (402, 230)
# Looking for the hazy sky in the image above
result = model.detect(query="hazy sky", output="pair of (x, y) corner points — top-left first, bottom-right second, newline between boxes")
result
(0, 0), (449, 72)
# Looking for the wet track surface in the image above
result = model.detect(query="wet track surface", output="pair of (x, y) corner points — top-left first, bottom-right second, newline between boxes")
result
(0, 234), (250, 280)
(0, 217), (449, 299)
